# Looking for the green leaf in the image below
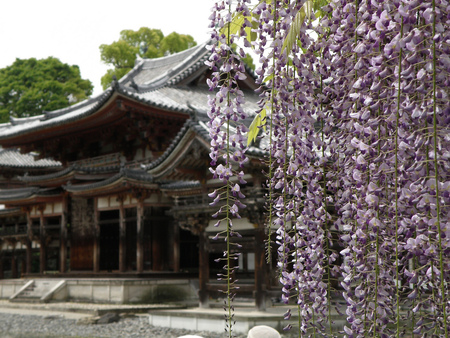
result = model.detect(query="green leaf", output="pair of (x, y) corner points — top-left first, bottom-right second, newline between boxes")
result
(220, 13), (245, 37)
(263, 73), (274, 84)
(244, 17), (260, 47)
(281, 0), (313, 55)
(247, 109), (267, 146)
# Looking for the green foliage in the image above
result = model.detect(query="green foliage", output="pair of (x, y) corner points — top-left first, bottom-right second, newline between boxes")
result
(245, 0), (324, 145)
(0, 57), (93, 123)
(247, 108), (266, 146)
(100, 27), (196, 89)
(160, 32), (196, 55)
(281, 0), (313, 54)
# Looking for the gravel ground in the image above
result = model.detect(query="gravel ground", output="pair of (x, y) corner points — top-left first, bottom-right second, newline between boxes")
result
(0, 312), (303, 338)
(0, 301), (302, 338)
(0, 312), (251, 338)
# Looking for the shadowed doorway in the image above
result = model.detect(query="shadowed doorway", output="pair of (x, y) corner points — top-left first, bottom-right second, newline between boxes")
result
(99, 210), (119, 271)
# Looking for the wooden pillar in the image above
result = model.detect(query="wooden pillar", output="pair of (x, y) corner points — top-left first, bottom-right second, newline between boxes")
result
(59, 196), (68, 273)
(136, 202), (144, 273)
(20, 255), (26, 277)
(254, 226), (267, 311)
(172, 221), (180, 272)
(198, 229), (210, 308)
(119, 198), (126, 273)
(11, 245), (17, 279)
(39, 207), (46, 274)
(25, 240), (32, 274)
(93, 200), (100, 272)
(26, 209), (33, 274)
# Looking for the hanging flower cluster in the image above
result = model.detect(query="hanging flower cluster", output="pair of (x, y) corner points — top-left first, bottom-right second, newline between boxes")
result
(208, 0), (449, 336)
(207, 0), (252, 336)
(323, 0), (450, 336)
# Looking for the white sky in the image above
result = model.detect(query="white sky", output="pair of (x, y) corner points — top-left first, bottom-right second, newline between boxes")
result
(0, 0), (213, 96)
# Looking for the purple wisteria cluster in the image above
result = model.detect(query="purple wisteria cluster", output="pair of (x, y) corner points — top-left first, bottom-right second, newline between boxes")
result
(207, 0), (449, 337)
(206, 0), (252, 336)
(322, 0), (450, 336)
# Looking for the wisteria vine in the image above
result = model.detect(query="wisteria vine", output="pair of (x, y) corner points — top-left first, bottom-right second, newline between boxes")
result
(207, 0), (251, 336)
(207, 0), (450, 337)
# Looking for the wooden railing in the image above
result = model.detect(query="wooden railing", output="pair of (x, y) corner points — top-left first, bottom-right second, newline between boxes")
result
(0, 225), (27, 237)
(0, 224), (62, 237)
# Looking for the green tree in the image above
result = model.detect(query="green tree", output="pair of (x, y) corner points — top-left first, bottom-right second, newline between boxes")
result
(0, 57), (93, 123)
(100, 27), (196, 89)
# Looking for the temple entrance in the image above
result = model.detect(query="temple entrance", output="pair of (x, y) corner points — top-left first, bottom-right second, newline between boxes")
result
(99, 210), (119, 271)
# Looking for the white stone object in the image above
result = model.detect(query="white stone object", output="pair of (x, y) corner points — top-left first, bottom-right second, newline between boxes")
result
(177, 336), (204, 338)
(247, 325), (281, 338)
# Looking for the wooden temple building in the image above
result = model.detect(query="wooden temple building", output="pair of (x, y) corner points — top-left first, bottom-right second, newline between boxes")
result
(0, 42), (273, 308)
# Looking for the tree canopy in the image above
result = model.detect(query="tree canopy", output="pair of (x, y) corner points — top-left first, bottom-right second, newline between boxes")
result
(99, 27), (196, 89)
(0, 57), (93, 123)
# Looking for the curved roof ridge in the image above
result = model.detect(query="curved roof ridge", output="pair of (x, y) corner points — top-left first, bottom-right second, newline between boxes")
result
(0, 187), (62, 202)
(0, 187), (40, 201)
(76, 165), (121, 173)
(116, 58), (145, 87)
(0, 148), (61, 168)
(9, 114), (43, 126)
(0, 88), (116, 141)
(121, 41), (211, 93)
(166, 51), (210, 87)
(122, 168), (154, 181)
(160, 180), (201, 190)
(0, 207), (22, 216)
(64, 172), (123, 192)
(19, 165), (75, 182)
(42, 90), (113, 120)
(64, 168), (154, 193)
(5, 91), (113, 127)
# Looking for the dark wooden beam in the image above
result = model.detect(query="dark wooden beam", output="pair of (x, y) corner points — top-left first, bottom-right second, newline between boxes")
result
(119, 197), (126, 273)
(26, 209), (32, 274)
(39, 207), (46, 274)
(172, 221), (180, 273)
(11, 247), (17, 278)
(59, 196), (68, 273)
(136, 201), (144, 273)
(93, 201), (100, 273)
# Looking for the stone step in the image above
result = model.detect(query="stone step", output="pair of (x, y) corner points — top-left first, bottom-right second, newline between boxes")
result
(10, 279), (65, 302)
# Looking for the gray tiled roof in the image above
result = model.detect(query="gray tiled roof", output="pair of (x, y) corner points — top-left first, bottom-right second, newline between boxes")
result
(0, 148), (61, 168)
(0, 41), (260, 142)
(160, 180), (202, 190)
(64, 168), (154, 193)
(122, 86), (261, 117)
(0, 90), (114, 140)
(119, 41), (211, 91)
(0, 40), (266, 181)
(0, 207), (22, 216)
(0, 187), (61, 202)
(19, 164), (121, 183)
